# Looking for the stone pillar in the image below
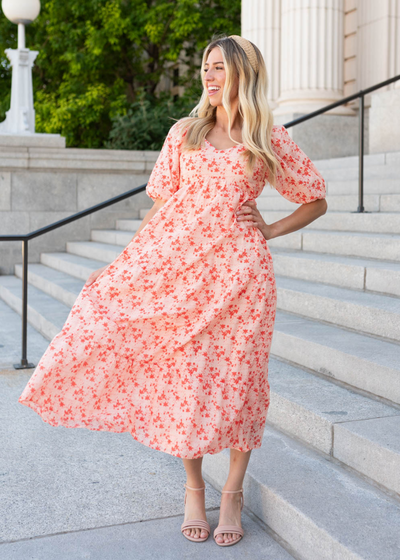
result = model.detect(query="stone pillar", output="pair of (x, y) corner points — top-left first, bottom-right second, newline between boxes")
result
(365, 0), (400, 153)
(0, 48), (38, 134)
(274, 0), (352, 116)
(241, 0), (281, 109)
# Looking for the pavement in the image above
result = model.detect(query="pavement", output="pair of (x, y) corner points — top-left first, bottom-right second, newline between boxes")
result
(0, 301), (295, 559)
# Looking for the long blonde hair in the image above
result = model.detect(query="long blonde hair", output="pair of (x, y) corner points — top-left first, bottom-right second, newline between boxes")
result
(175, 33), (282, 188)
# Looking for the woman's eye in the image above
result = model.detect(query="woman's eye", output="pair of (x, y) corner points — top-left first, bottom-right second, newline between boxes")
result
(203, 67), (223, 71)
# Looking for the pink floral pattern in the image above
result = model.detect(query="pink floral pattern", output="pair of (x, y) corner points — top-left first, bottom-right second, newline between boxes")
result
(18, 122), (325, 459)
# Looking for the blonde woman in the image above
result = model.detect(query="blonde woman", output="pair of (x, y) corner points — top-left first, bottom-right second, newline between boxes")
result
(18, 34), (327, 547)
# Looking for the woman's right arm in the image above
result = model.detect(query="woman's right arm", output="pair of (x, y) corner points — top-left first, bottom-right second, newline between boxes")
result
(85, 198), (167, 286)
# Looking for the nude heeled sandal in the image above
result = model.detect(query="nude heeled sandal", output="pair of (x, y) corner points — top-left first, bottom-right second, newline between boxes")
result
(213, 488), (244, 547)
(181, 483), (210, 542)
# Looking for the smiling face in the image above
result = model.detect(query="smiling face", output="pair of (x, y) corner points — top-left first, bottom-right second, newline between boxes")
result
(203, 47), (239, 107)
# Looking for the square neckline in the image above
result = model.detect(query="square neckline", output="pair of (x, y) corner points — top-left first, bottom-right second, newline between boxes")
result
(204, 137), (244, 152)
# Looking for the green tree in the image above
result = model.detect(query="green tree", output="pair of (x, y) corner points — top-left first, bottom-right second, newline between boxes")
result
(0, 0), (240, 148)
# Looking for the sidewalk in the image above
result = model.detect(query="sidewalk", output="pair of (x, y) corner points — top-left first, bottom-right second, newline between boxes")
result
(0, 303), (294, 559)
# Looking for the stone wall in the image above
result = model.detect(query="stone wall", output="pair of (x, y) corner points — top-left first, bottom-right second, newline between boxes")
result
(0, 146), (157, 274)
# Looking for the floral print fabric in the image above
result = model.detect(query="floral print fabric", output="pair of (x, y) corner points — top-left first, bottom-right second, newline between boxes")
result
(18, 122), (326, 459)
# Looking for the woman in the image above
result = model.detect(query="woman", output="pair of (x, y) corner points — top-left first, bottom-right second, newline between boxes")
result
(18, 34), (327, 547)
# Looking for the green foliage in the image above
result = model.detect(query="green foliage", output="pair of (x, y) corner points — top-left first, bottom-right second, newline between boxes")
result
(0, 0), (240, 148)
(106, 83), (203, 151)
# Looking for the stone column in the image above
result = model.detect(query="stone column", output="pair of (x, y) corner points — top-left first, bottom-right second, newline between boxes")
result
(0, 48), (38, 134)
(241, 0), (281, 109)
(274, 0), (352, 116)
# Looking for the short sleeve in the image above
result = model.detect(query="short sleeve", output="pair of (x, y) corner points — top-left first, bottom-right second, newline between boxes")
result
(270, 125), (326, 204)
(145, 121), (184, 202)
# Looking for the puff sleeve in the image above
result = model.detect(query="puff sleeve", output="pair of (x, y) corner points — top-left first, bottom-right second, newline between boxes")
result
(270, 125), (326, 204)
(145, 121), (184, 202)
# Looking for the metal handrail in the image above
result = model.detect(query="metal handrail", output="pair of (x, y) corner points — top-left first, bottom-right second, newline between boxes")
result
(1, 72), (400, 368)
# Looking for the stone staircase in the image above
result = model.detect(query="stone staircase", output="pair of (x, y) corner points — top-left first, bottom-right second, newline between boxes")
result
(1, 149), (400, 559)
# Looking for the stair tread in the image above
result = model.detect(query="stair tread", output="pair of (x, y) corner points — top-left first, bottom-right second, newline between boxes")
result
(0, 275), (70, 330)
(67, 240), (125, 251)
(301, 228), (400, 239)
(271, 248), (400, 270)
(274, 311), (400, 370)
(240, 424), (400, 558)
(15, 263), (85, 295)
(276, 275), (400, 313)
(43, 252), (109, 268)
(268, 356), (398, 422)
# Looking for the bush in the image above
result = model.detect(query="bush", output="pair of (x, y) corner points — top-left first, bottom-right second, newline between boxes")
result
(106, 86), (202, 151)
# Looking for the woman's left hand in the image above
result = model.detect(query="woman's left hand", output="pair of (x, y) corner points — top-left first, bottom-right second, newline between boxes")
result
(235, 200), (274, 240)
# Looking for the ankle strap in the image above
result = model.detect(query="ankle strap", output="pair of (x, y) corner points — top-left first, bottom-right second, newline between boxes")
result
(184, 483), (205, 491)
(221, 488), (243, 494)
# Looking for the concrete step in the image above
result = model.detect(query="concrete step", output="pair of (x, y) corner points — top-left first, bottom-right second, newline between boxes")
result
(66, 241), (123, 262)
(116, 219), (142, 232)
(91, 228), (136, 246)
(14, 263), (85, 307)
(268, 229), (400, 262)
(275, 276), (400, 343)
(261, 210), (400, 234)
(41, 252), (108, 281)
(272, 311), (400, 406)
(325, 178), (400, 195)
(313, 150), (400, 171)
(0, 275), (69, 340)
(271, 249), (400, 296)
(312, 162), (400, 182)
(203, 424), (400, 560)
(267, 356), (400, 494)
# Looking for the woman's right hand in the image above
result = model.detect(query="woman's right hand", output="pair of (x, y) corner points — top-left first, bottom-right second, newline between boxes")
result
(85, 265), (108, 287)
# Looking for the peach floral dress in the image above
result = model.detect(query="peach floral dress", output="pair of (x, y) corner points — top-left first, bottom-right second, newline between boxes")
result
(18, 121), (326, 459)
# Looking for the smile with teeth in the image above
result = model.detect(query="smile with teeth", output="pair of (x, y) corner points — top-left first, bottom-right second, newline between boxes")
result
(208, 86), (221, 96)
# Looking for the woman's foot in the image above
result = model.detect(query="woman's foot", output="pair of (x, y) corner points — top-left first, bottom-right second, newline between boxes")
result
(215, 488), (243, 545)
(183, 484), (209, 540)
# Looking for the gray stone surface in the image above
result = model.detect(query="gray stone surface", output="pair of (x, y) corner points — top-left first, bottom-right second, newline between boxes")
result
(334, 416), (400, 495)
(267, 357), (400, 455)
(11, 172), (77, 212)
(276, 275), (400, 342)
(203, 425), (400, 560)
(0, 369), (292, 558)
(0, 133), (65, 148)
(273, 113), (361, 160)
(0, 299), (48, 369)
(272, 311), (400, 405)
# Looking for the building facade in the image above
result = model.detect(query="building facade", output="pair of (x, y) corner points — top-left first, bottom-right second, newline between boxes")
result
(242, 0), (400, 158)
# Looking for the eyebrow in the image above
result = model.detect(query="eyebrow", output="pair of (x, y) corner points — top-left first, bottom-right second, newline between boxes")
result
(204, 61), (224, 65)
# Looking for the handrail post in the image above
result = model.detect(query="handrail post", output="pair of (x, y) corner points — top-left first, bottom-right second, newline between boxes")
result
(14, 239), (35, 369)
(357, 93), (365, 213)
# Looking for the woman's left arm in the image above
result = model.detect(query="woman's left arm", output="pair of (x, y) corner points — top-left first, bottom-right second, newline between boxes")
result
(236, 198), (327, 240)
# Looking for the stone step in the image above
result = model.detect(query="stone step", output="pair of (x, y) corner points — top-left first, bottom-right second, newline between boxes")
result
(14, 263), (85, 307)
(203, 424), (400, 560)
(270, 249), (400, 296)
(0, 275), (69, 340)
(313, 150), (399, 171)
(116, 219), (142, 232)
(66, 241), (124, 262)
(91, 228), (136, 246)
(275, 276), (400, 342)
(272, 311), (400, 406)
(260, 177), (400, 196)
(40, 252), (108, 281)
(312, 162), (400, 181)
(268, 229), (400, 262)
(261, 210), (400, 234)
(267, 356), (400, 494)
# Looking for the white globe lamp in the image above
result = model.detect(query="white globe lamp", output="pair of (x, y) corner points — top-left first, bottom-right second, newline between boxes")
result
(2, 0), (41, 48)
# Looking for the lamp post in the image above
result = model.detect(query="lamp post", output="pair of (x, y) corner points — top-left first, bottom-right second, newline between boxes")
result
(0, 0), (41, 135)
